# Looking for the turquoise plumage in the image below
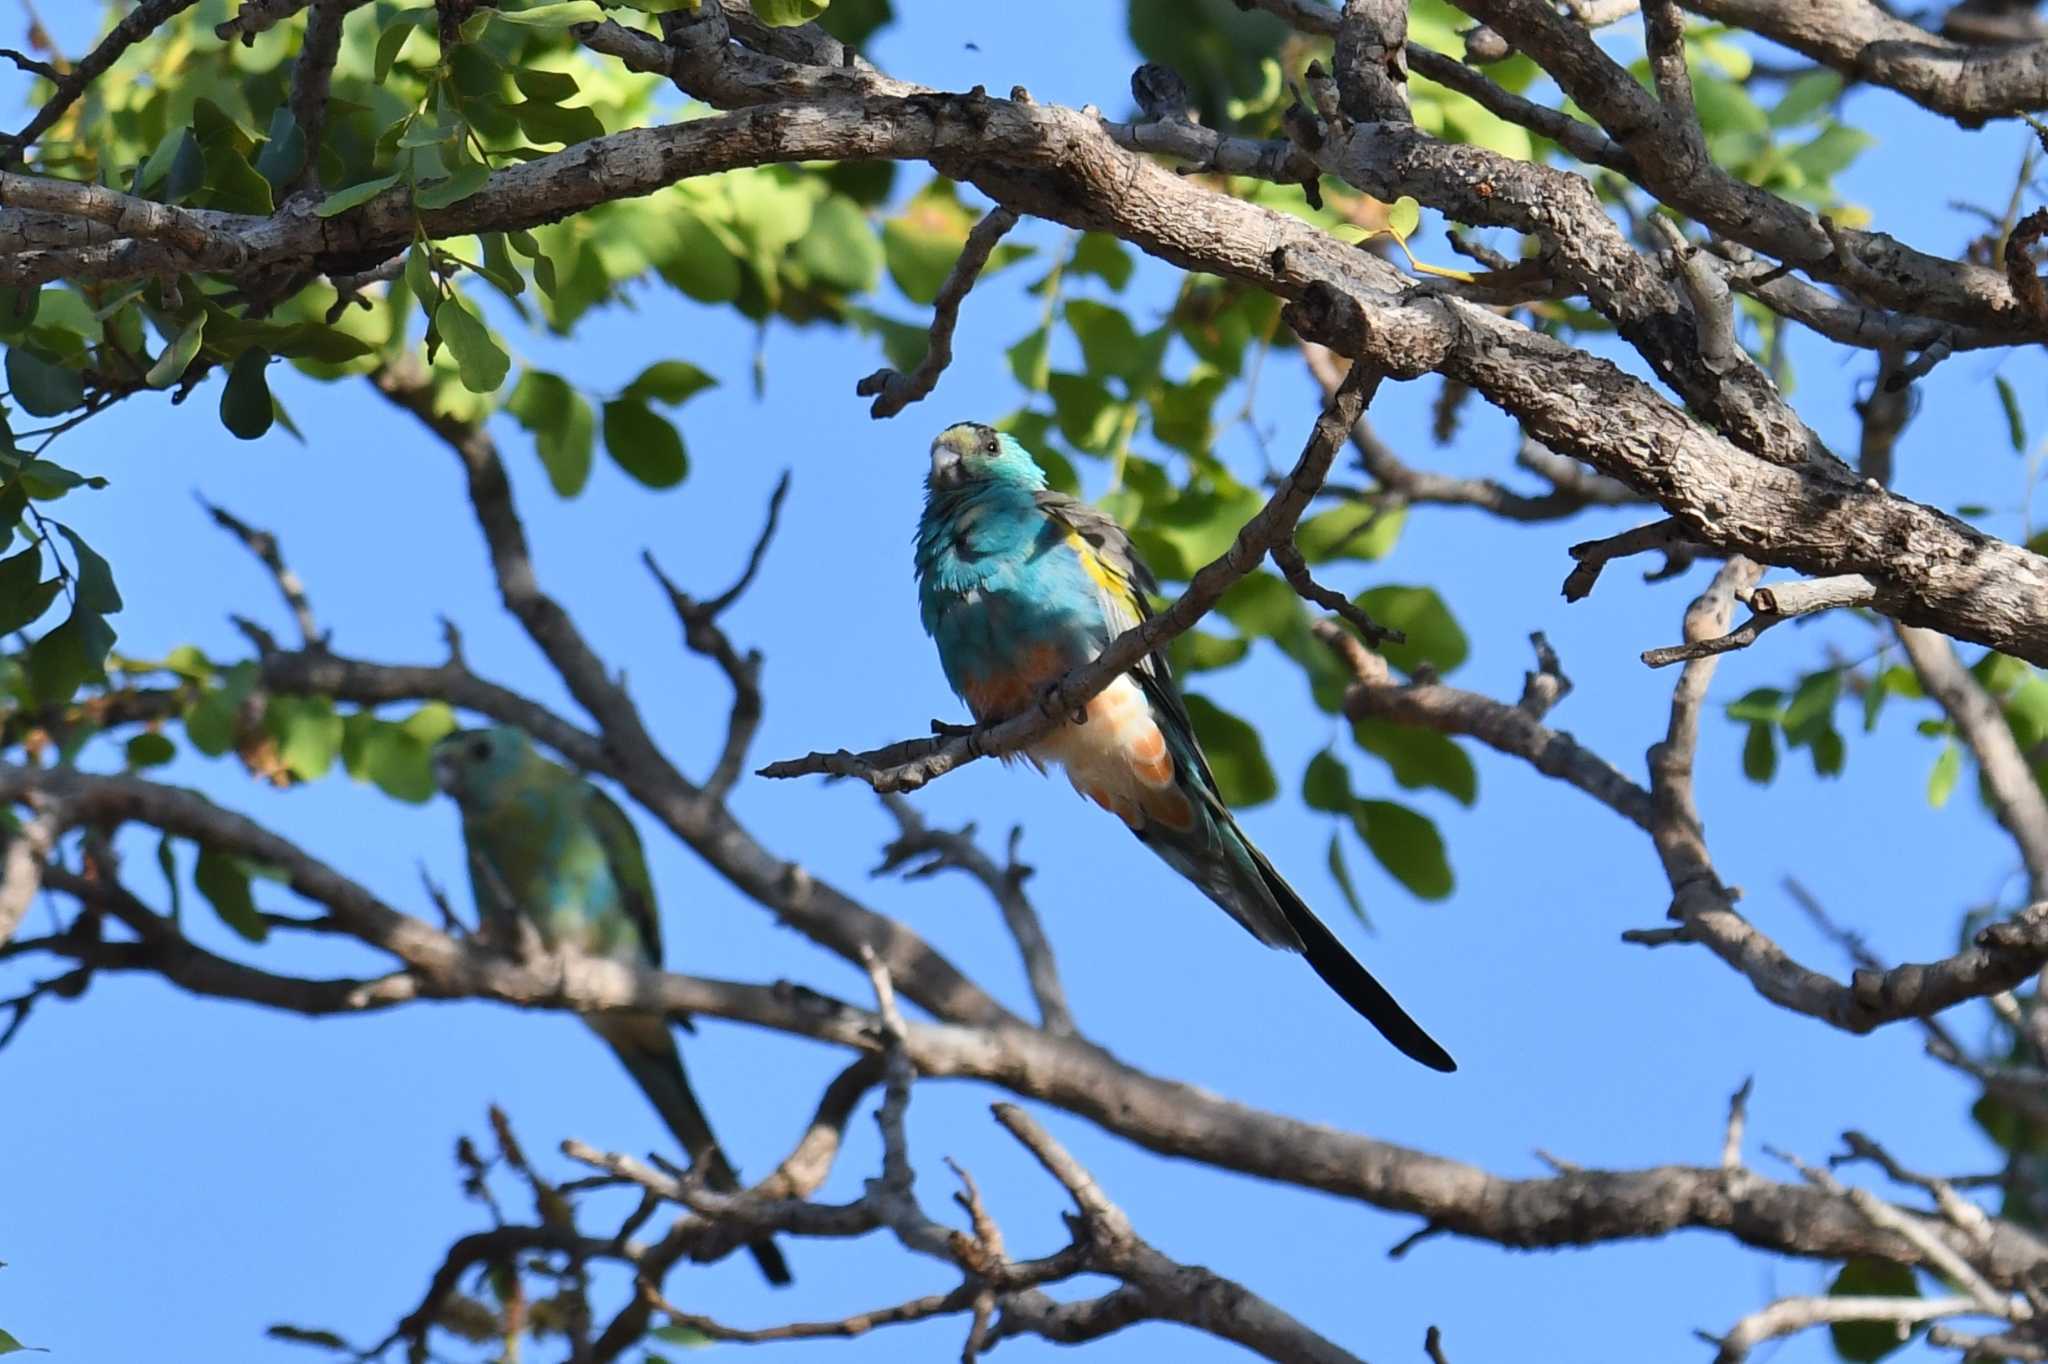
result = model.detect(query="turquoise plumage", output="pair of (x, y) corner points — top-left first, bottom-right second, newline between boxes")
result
(914, 423), (1453, 1072)
(431, 725), (793, 1282)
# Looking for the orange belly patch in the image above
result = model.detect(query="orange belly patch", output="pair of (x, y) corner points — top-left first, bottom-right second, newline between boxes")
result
(1031, 675), (1196, 832)
(960, 641), (1068, 723)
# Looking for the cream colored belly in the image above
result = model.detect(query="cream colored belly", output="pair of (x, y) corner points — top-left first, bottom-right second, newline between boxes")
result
(1029, 674), (1192, 830)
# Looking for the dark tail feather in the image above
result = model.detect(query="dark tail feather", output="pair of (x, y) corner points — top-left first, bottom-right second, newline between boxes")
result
(596, 1019), (794, 1285)
(1256, 860), (1457, 1073)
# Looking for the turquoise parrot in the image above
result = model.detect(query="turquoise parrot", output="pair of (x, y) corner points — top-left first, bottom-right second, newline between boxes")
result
(914, 423), (1454, 1072)
(430, 725), (793, 1283)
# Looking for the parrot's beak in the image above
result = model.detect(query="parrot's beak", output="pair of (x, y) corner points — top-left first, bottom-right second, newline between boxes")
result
(929, 427), (971, 488)
(430, 747), (459, 794)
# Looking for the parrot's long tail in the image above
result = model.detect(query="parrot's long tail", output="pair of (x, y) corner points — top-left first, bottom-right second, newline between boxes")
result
(1241, 833), (1457, 1073)
(589, 1016), (794, 1286)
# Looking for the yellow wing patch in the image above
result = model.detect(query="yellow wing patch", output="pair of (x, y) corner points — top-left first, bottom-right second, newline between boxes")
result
(1064, 528), (1143, 619)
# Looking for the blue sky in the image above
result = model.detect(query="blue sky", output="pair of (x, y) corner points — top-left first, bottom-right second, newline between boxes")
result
(5, 4), (2045, 1363)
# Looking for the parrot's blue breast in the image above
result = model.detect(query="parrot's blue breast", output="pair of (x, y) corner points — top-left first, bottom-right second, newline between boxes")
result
(916, 483), (1113, 711)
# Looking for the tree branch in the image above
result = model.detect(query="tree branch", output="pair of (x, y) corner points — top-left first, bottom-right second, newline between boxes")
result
(857, 206), (1020, 419)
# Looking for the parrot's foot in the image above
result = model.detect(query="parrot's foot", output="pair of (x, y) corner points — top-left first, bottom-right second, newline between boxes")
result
(1034, 679), (1087, 727)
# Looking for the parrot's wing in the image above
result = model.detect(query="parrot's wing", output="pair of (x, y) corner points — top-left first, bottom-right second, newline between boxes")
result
(462, 822), (525, 943)
(1035, 490), (1176, 695)
(584, 786), (663, 966)
(1037, 490), (1239, 797)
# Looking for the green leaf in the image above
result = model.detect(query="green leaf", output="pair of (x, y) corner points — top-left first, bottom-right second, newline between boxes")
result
(659, 211), (743, 303)
(268, 696), (344, 781)
(1351, 798), (1453, 900)
(220, 348), (275, 440)
(1781, 669), (1841, 745)
(1998, 375), (2027, 454)
(490, 1), (611, 25)
(1810, 726), (1846, 778)
(882, 182), (974, 305)
(405, 242), (439, 310)
(26, 605), (116, 703)
(183, 663), (257, 756)
(0, 285), (40, 337)
(1351, 718), (1477, 805)
(510, 98), (606, 147)
(200, 140), (275, 215)
(146, 313), (207, 388)
(254, 107), (307, 192)
(1295, 501), (1405, 563)
(1303, 747), (1352, 813)
(1217, 571), (1303, 640)
(626, 360), (716, 406)
(0, 1327), (47, 1354)
(512, 65), (582, 102)
(55, 523), (120, 613)
(127, 732), (176, 768)
(1786, 124), (1875, 184)
(1326, 830), (1369, 927)
(373, 14), (425, 83)
(1167, 628), (1248, 674)
(196, 847), (267, 943)
(1741, 721), (1777, 783)
(1066, 299), (1144, 382)
(795, 195), (882, 293)
(1928, 742), (1962, 809)
(506, 368), (595, 497)
(1826, 1257), (1921, 1362)
(0, 545), (52, 634)
(1771, 69), (1842, 127)
(355, 722), (439, 803)
(1386, 195), (1420, 239)
(6, 346), (84, 416)
(434, 293), (510, 394)
(1070, 232), (1133, 290)
(1046, 372), (1123, 453)
(1355, 585), (1467, 676)
(1183, 692), (1277, 807)
(1006, 327), (1050, 392)
(752, 0), (830, 24)
(602, 399), (688, 488)
(1726, 686), (1785, 724)
(165, 131), (206, 203)
(416, 161), (493, 210)
(315, 173), (400, 217)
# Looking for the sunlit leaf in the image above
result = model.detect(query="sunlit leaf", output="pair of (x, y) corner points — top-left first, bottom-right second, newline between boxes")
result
(1184, 693), (1278, 807)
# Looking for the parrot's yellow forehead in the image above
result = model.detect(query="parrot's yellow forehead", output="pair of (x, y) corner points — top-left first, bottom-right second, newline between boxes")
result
(933, 423), (989, 457)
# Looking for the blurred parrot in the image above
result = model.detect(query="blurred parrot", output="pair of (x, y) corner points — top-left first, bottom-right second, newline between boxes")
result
(913, 423), (1454, 1072)
(431, 725), (793, 1283)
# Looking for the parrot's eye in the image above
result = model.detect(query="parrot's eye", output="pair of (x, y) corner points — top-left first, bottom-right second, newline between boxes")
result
(982, 433), (999, 454)
(468, 737), (492, 762)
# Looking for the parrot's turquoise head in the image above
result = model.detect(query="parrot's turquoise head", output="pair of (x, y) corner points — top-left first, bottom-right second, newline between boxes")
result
(929, 422), (1045, 493)
(431, 725), (533, 809)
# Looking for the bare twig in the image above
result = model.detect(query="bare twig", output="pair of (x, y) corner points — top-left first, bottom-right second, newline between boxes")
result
(1641, 574), (1879, 668)
(199, 497), (325, 649)
(643, 473), (789, 802)
(874, 793), (1075, 1036)
(857, 206), (1020, 418)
